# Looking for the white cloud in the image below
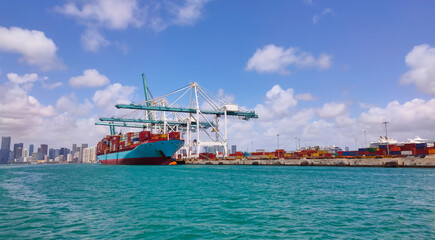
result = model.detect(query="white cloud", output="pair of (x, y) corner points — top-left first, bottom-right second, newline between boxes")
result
(0, 26), (63, 70)
(295, 93), (316, 101)
(217, 88), (235, 103)
(359, 98), (435, 130)
(172, 0), (209, 26)
(0, 72), (140, 149)
(42, 82), (63, 89)
(6, 73), (39, 84)
(254, 85), (298, 121)
(93, 83), (136, 112)
(69, 69), (110, 88)
(0, 78), (56, 138)
(245, 44), (332, 74)
(228, 85), (435, 151)
(81, 28), (110, 52)
(57, 94), (94, 117)
(56, 0), (143, 30)
(318, 102), (347, 118)
(56, 0), (210, 51)
(313, 8), (333, 24)
(400, 44), (435, 95)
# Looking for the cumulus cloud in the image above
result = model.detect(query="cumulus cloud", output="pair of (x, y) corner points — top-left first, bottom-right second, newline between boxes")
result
(246, 44), (332, 74)
(359, 98), (435, 130)
(93, 83), (136, 112)
(56, 94), (94, 117)
(81, 28), (110, 52)
(295, 93), (316, 101)
(56, 0), (143, 30)
(227, 84), (435, 151)
(0, 26), (63, 70)
(400, 44), (435, 95)
(255, 85), (298, 121)
(42, 82), (63, 89)
(6, 73), (39, 84)
(0, 77), (56, 138)
(171, 0), (210, 26)
(56, 0), (210, 51)
(69, 69), (110, 88)
(318, 102), (347, 118)
(0, 71), (140, 148)
(312, 8), (333, 24)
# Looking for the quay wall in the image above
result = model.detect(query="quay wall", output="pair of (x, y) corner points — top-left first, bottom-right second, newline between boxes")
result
(185, 156), (435, 168)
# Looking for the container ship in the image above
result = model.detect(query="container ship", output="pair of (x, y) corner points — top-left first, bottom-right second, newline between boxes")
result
(96, 131), (184, 165)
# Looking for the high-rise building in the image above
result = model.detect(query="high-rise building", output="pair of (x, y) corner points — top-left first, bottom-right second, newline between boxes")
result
(80, 144), (88, 163)
(60, 148), (70, 159)
(29, 144), (34, 156)
(13, 143), (23, 161)
(49, 149), (56, 160)
(39, 144), (48, 156)
(0, 136), (12, 164)
(231, 145), (237, 154)
(72, 144), (77, 156)
(1, 137), (11, 150)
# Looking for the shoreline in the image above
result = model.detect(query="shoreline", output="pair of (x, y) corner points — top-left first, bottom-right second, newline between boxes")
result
(184, 156), (435, 168)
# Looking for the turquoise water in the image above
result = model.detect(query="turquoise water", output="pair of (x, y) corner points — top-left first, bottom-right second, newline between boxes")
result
(0, 165), (434, 239)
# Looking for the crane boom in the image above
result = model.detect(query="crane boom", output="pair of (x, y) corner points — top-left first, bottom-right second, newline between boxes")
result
(115, 104), (258, 120)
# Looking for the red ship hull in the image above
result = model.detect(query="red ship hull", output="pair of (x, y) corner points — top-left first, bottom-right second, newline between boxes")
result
(99, 156), (173, 165)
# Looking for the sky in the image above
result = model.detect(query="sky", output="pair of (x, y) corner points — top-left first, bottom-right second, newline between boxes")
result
(1, 0), (435, 151)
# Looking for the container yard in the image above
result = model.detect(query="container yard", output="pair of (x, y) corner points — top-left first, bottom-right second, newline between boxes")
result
(179, 142), (435, 167)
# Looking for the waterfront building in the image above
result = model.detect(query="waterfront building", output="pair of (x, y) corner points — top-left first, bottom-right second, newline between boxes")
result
(22, 149), (29, 158)
(39, 144), (48, 156)
(80, 144), (88, 163)
(67, 153), (72, 162)
(72, 144), (77, 158)
(31, 152), (38, 162)
(49, 149), (56, 160)
(60, 148), (70, 159)
(90, 147), (96, 163)
(82, 146), (97, 163)
(231, 145), (237, 154)
(1, 136), (11, 150)
(0, 136), (11, 164)
(29, 144), (34, 156)
(13, 143), (23, 161)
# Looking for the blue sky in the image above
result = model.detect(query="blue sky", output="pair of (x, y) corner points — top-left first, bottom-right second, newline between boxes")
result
(1, 0), (435, 151)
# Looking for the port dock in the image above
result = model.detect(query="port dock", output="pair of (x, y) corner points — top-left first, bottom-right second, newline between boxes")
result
(185, 156), (435, 168)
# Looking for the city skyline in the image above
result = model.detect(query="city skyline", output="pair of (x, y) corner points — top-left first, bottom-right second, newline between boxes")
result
(0, 135), (95, 164)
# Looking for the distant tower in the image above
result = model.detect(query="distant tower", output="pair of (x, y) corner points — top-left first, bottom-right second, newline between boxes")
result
(231, 145), (237, 154)
(13, 143), (23, 161)
(29, 144), (34, 156)
(0, 136), (12, 164)
(80, 144), (88, 163)
(40, 144), (48, 156)
(72, 144), (77, 156)
(1, 137), (11, 150)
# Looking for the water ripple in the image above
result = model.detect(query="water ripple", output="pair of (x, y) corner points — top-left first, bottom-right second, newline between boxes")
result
(0, 165), (434, 239)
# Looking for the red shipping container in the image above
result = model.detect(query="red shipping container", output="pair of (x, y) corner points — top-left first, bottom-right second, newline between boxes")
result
(416, 149), (428, 155)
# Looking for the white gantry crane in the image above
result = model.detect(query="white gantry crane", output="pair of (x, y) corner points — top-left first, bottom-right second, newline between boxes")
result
(96, 74), (258, 158)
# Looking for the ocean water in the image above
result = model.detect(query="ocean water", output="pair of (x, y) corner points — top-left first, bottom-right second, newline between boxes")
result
(0, 164), (434, 239)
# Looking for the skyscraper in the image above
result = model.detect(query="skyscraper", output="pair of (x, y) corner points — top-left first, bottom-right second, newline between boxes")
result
(80, 144), (88, 163)
(40, 144), (48, 156)
(72, 144), (77, 156)
(231, 145), (237, 154)
(29, 144), (34, 156)
(1, 137), (11, 150)
(13, 143), (23, 161)
(0, 136), (11, 164)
